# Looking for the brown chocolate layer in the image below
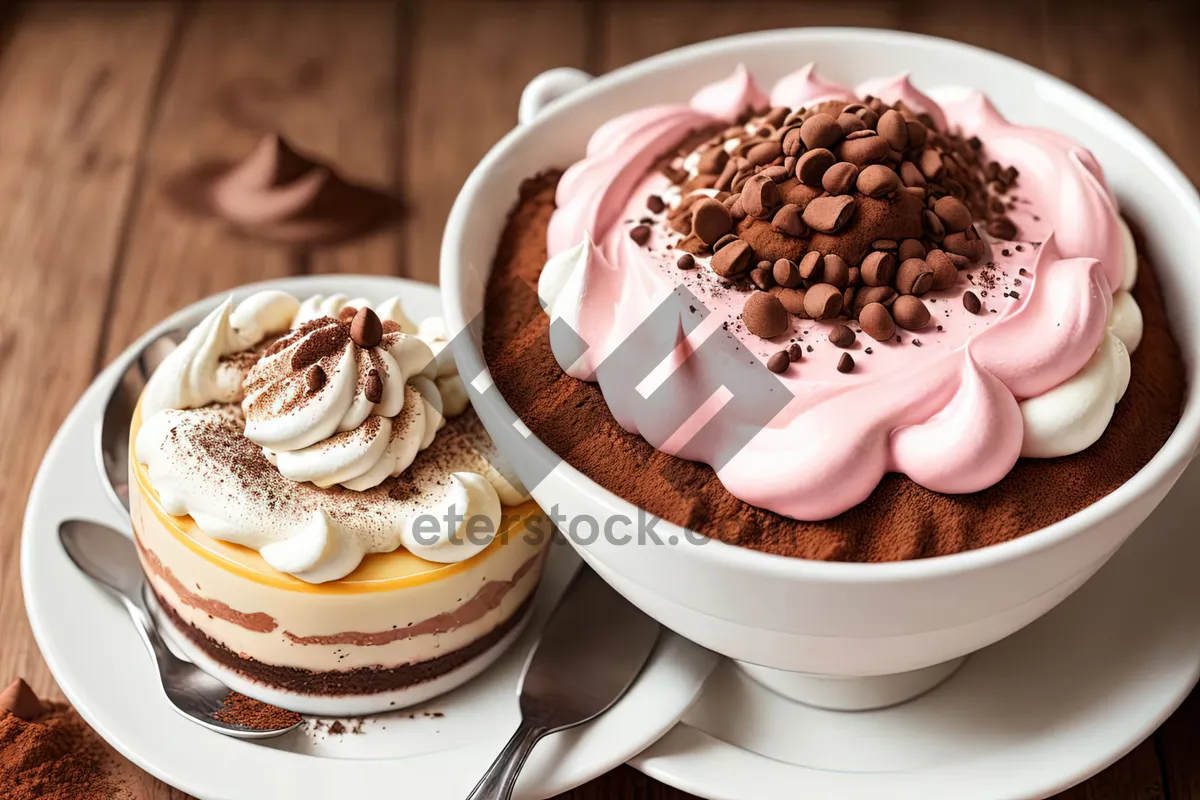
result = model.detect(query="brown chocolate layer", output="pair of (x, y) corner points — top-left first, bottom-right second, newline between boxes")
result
(153, 587), (534, 696)
(136, 536), (278, 633)
(283, 551), (541, 646)
(482, 173), (1186, 561)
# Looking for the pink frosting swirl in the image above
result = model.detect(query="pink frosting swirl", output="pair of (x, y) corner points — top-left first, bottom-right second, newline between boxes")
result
(769, 63), (858, 108)
(542, 68), (1126, 521)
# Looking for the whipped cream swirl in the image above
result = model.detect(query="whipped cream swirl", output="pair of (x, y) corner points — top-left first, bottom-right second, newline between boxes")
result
(137, 291), (526, 579)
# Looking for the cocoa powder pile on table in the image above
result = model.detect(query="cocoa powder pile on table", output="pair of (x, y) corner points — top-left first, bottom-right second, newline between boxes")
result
(482, 173), (1186, 561)
(0, 678), (136, 800)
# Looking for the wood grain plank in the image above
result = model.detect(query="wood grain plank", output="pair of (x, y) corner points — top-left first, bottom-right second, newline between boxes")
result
(598, 1), (903, 70)
(557, 765), (701, 799)
(403, 0), (588, 282)
(102, 1), (402, 366)
(0, 0), (180, 700)
(1159, 686), (1200, 799)
(1041, 1), (1200, 185)
(1056, 737), (1166, 800)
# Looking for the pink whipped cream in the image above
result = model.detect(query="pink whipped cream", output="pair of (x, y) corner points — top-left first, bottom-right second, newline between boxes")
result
(541, 65), (1137, 521)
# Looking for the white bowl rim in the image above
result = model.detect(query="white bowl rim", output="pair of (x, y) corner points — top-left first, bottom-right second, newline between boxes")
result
(441, 26), (1200, 584)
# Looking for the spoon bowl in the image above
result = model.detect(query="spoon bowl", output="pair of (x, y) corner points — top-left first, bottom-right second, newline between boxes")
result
(59, 518), (302, 739)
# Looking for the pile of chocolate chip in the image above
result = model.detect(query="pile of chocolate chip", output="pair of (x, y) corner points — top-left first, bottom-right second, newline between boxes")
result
(658, 96), (1021, 366)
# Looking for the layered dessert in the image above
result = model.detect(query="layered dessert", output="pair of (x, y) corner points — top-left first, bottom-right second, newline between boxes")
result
(132, 291), (546, 713)
(483, 65), (1184, 560)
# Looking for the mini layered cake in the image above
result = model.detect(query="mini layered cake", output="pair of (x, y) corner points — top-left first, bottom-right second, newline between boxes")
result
(132, 291), (547, 715)
(484, 64), (1185, 560)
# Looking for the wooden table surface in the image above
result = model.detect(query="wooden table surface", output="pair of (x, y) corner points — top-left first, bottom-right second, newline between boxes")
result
(1, 1), (1197, 797)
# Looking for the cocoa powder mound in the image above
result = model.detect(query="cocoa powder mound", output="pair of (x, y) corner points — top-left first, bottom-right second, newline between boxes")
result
(0, 704), (135, 800)
(481, 173), (1186, 561)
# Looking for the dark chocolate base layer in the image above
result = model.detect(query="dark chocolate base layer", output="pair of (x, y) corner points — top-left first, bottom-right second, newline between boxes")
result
(482, 173), (1186, 562)
(154, 587), (533, 696)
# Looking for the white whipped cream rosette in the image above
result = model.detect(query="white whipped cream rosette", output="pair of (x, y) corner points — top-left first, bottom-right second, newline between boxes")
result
(136, 291), (528, 582)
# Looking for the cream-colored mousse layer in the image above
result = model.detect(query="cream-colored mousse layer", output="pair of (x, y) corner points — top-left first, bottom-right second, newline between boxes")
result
(130, 439), (548, 674)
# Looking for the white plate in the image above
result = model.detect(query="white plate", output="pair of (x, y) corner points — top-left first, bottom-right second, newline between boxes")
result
(631, 459), (1200, 800)
(22, 275), (719, 800)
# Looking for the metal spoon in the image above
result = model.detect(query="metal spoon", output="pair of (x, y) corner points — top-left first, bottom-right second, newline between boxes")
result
(466, 568), (661, 800)
(59, 518), (302, 739)
(97, 328), (182, 513)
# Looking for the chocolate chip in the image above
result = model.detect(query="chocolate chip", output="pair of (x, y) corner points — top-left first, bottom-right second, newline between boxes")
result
(798, 250), (823, 281)
(750, 267), (775, 291)
(676, 253), (695, 270)
(853, 286), (897, 316)
(782, 127), (804, 157)
(713, 233), (738, 252)
(802, 195), (856, 233)
(365, 368), (383, 404)
(351, 306), (383, 349)
(932, 196), (972, 233)
(741, 174), (781, 219)
(800, 113), (843, 149)
(803, 283), (843, 320)
(796, 148), (836, 186)
(860, 251), (896, 287)
(855, 107), (879, 128)
(943, 227), (985, 262)
(761, 165), (791, 183)
(787, 342), (803, 361)
(629, 224), (651, 246)
(773, 258), (802, 288)
(746, 140), (783, 167)
(743, 291), (789, 338)
(898, 238), (926, 262)
(712, 238), (752, 277)
(899, 161), (926, 189)
(836, 134), (889, 166)
(918, 148), (944, 180)
(306, 365), (326, 394)
(892, 295), (931, 330)
(858, 302), (896, 342)
(771, 287), (808, 316)
(871, 238), (898, 251)
(762, 106), (790, 128)
(822, 161), (859, 195)
(714, 157), (739, 191)
(837, 353), (855, 374)
(856, 164), (900, 198)
(646, 195), (665, 214)
(926, 249), (958, 290)
(767, 350), (791, 374)
(906, 121), (928, 150)
(922, 209), (945, 241)
(829, 324), (856, 348)
(822, 254), (850, 289)
(770, 205), (808, 240)
(877, 109), (909, 152)
(837, 112), (867, 136)
(987, 216), (1018, 240)
(691, 197), (734, 245)
(963, 290), (982, 314)
(896, 258), (934, 296)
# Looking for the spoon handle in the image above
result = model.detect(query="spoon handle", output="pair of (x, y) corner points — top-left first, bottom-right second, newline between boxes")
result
(465, 720), (548, 800)
(112, 580), (181, 675)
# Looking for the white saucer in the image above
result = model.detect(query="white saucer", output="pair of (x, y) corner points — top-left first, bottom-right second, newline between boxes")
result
(631, 459), (1200, 800)
(21, 276), (719, 800)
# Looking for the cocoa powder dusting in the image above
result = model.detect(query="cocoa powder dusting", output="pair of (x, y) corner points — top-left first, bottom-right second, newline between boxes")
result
(212, 692), (301, 731)
(482, 173), (1186, 561)
(1, 699), (136, 799)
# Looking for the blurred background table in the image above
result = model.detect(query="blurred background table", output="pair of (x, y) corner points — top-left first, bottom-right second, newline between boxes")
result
(0, 1), (1196, 798)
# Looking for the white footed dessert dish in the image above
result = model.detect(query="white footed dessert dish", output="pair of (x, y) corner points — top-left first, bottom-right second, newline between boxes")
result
(443, 27), (1200, 711)
(130, 289), (547, 715)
